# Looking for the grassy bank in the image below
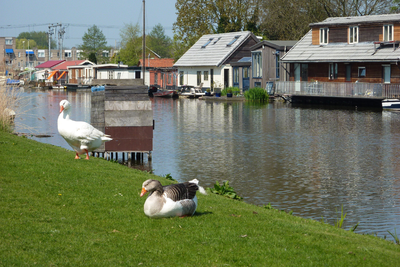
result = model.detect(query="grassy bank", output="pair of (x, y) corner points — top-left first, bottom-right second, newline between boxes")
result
(0, 131), (399, 266)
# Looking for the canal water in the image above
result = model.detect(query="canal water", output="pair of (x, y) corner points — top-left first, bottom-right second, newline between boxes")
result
(11, 88), (400, 240)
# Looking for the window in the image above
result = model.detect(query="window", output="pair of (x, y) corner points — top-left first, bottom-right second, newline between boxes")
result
(349, 26), (358, 44)
(154, 73), (158, 84)
(252, 52), (262, 78)
(18, 52), (21, 58)
(103, 50), (109, 57)
(5, 38), (13, 45)
(383, 24), (393, 42)
(243, 67), (249, 78)
(64, 50), (71, 58)
(179, 71), (184, 85)
(275, 51), (280, 79)
(204, 71), (209, 81)
(213, 37), (221, 45)
(202, 38), (213, 48)
(320, 28), (329, 44)
(168, 73), (171, 84)
(197, 71), (201, 85)
(108, 70), (114, 79)
(233, 68), (239, 84)
(358, 67), (366, 77)
(38, 50), (45, 58)
(227, 36), (240, 47)
(329, 63), (338, 79)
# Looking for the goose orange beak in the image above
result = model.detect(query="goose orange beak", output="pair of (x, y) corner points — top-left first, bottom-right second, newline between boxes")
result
(140, 187), (147, 197)
(60, 106), (64, 113)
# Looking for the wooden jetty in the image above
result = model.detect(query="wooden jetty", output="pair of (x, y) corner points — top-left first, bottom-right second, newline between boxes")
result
(91, 85), (153, 162)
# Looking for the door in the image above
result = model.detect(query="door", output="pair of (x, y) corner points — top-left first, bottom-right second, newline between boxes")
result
(210, 69), (214, 90)
(346, 64), (351, 81)
(224, 69), (229, 88)
(294, 63), (301, 92)
(243, 67), (250, 92)
(383, 65), (391, 83)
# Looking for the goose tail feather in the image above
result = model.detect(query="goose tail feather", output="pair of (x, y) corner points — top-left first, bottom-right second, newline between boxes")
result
(189, 179), (207, 195)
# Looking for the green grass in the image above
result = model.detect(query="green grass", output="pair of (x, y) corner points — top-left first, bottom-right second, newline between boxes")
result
(0, 131), (399, 266)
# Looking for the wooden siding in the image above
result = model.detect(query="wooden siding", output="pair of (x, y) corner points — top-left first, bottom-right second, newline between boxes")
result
(91, 86), (153, 152)
(312, 28), (319, 45)
(329, 27), (347, 43)
(225, 37), (258, 64)
(359, 25), (382, 42)
(311, 22), (400, 43)
(290, 62), (400, 84)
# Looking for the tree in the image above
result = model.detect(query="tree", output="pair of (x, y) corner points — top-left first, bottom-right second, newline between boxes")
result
(259, 0), (393, 41)
(117, 23), (142, 66)
(173, 0), (261, 60)
(147, 24), (173, 58)
(78, 25), (109, 63)
(15, 39), (38, 50)
(16, 31), (56, 49)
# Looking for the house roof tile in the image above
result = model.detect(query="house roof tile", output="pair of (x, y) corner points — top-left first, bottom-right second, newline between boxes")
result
(174, 31), (259, 67)
(35, 60), (65, 69)
(52, 60), (86, 70)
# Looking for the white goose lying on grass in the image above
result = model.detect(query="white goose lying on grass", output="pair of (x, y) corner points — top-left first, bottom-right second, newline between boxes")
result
(140, 179), (207, 218)
(57, 99), (112, 160)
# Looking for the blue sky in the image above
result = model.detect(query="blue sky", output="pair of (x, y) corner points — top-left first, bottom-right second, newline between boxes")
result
(0, 0), (177, 48)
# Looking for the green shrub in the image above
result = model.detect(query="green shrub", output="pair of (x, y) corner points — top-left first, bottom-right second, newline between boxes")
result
(209, 180), (243, 200)
(244, 87), (269, 101)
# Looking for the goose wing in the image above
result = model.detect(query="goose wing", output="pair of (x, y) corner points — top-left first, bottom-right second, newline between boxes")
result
(163, 182), (199, 202)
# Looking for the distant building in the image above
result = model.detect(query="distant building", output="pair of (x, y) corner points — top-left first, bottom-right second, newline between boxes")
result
(138, 58), (176, 89)
(0, 36), (114, 78)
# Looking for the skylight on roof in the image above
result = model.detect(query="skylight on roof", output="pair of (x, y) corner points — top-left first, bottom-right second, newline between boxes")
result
(213, 37), (221, 44)
(202, 38), (214, 48)
(227, 35), (240, 46)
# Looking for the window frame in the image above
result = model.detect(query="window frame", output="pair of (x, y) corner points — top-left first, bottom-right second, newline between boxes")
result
(329, 63), (338, 80)
(383, 24), (393, 42)
(320, 28), (329, 45)
(197, 71), (201, 85)
(358, 67), (366, 78)
(202, 38), (213, 48)
(349, 26), (358, 44)
(179, 71), (184, 85)
(252, 51), (262, 78)
(203, 71), (209, 81)
(227, 36), (240, 47)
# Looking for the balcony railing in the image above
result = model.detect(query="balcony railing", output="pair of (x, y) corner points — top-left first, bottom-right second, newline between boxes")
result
(275, 81), (400, 98)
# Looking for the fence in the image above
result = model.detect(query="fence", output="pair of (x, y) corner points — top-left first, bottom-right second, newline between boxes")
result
(275, 81), (400, 98)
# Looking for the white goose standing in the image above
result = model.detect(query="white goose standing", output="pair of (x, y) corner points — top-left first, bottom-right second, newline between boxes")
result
(57, 99), (112, 160)
(140, 179), (207, 218)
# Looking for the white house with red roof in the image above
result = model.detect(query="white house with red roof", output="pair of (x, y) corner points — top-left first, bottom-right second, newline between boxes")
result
(35, 60), (65, 82)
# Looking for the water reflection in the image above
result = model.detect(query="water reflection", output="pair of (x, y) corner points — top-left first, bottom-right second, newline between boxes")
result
(10, 88), (400, 239)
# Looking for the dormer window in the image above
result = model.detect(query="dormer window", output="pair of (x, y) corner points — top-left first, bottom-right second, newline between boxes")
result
(202, 38), (214, 48)
(383, 24), (393, 42)
(349, 26), (358, 44)
(320, 28), (329, 44)
(227, 36), (240, 47)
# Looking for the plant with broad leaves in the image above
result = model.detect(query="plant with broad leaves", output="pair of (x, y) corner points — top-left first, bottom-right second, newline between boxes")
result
(209, 180), (242, 200)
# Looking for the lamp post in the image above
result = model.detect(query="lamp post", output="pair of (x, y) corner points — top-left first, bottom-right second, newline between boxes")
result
(28, 39), (31, 81)
(22, 41), (25, 70)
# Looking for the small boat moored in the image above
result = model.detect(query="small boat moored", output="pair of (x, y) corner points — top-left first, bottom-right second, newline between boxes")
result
(153, 90), (174, 98)
(382, 99), (400, 110)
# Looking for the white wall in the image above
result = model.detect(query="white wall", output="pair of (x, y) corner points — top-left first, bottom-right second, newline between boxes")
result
(177, 66), (233, 89)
